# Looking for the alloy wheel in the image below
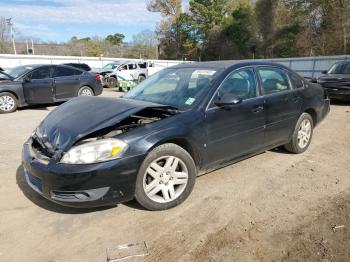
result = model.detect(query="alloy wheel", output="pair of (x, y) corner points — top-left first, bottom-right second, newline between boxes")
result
(143, 156), (189, 203)
(80, 88), (93, 96)
(0, 95), (15, 112)
(297, 119), (312, 149)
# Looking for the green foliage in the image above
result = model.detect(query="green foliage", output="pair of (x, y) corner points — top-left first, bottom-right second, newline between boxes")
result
(106, 33), (125, 45)
(149, 0), (349, 60)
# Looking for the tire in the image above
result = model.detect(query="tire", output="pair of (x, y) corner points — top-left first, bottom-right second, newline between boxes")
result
(78, 86), (94, 96)
(135, 143), (196, 211)
(0, 92), (18, 114)
(284, 113), (314, 154)
(107, 77), (117, 88)
(138, 75), (146, 83)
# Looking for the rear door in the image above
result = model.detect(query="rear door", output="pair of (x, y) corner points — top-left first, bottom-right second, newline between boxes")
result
(203, 68), (266, 167)
(257, 67), (302, 147)
(53, 66), (82, 99)
(23, 66), (54, 104)
(128, 63), (138, 80)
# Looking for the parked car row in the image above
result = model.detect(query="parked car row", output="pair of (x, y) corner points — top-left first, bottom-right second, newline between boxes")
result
(21, 61), (330, 210)
(0, 64), (102, 113)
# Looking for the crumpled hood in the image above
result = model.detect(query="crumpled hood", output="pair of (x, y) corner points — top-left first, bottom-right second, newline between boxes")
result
(36, 96), (163, 152)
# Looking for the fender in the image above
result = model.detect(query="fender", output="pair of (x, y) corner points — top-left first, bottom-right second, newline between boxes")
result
(0, 82), (27, 107)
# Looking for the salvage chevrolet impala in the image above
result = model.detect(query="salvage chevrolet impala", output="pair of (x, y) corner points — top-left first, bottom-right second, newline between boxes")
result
(22, 62), (330, 210)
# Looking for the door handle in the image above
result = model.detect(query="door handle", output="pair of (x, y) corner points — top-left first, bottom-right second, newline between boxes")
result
(252, 106), (264, 113)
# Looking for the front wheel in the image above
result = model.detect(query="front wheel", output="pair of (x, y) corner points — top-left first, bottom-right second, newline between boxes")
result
(135, 143), (196, 211)
(78, 86), (94, 96)
(284, 113), (314, 154)
(0, 92), (18, 114)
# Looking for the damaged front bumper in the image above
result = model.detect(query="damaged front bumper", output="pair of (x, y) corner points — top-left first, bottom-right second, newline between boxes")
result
(22, 140), (145, 208)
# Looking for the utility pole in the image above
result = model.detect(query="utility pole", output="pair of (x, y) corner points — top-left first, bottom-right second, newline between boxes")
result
(31, 39), (35, 55)
(6, 18), (17, 55)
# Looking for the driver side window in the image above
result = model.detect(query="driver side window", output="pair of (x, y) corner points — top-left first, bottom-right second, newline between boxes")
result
(30, 67), (52, 80)
(213, 68), (257, 107)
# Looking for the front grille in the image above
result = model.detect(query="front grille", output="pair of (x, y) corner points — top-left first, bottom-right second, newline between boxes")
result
(25, 171), (43, 193)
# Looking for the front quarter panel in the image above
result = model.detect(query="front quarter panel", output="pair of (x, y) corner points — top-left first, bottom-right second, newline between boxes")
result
(117, 111), (207, 168)
(0, 82), (27, 107)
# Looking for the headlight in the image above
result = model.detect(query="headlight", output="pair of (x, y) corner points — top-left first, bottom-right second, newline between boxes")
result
(60, 139), (128, 164)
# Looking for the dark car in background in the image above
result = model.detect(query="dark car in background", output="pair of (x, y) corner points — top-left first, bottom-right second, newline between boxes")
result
(22, 62), (329, 211)
(63, 63), (92, 72)
(318, 61), (350, 101)
(0, 64), (102, 113)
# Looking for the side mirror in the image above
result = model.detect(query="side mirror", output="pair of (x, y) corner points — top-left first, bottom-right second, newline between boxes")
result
(23, 76), (31, 83)
(215, 93), (242, 108)
(321, 70), (328, 74)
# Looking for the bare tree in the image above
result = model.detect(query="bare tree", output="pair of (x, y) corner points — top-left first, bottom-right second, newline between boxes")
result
(0, 17), (11, 53)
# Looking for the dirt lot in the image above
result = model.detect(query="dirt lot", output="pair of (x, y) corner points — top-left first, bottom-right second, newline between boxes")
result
(0, 89), (349, 262)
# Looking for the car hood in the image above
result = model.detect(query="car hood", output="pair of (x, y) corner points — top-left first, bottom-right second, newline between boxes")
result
(36, 96), (166, 153)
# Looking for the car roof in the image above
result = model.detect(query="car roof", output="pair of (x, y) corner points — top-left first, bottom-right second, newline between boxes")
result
(170, 61), (290, 70)
(333, 61), (350, 65)
(16, 64), (85, 73)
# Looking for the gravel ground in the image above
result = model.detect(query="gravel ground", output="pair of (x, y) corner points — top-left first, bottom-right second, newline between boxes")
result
(0, 89), (349, 262)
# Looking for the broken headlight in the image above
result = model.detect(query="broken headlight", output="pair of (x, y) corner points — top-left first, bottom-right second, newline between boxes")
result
(60, 139), (128, 164)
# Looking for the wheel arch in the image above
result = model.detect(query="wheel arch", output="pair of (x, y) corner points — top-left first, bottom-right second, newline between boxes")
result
(304, 108), (318, 126)
(79, 85), (95, 95)
(0, 90), (19, 100)
(149, 137), (202, 169)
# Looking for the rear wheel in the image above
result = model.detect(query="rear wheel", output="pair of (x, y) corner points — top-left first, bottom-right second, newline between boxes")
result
(138, 75), (146, 83)
(284, 113), (313, 154)
(78, 86), (94, 96)
(0, 92), (18, 113)
(107, 77), (117, 88)
(135, 143), (196, 211)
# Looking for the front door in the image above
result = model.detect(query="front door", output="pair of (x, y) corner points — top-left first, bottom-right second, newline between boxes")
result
(53, 66), (81, 100)
(257, 67), (302, 146)
(203, 68), (266, 168)
(23, 66), (54, 104)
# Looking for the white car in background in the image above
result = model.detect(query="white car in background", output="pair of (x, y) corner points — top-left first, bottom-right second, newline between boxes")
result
(100, 61), (147, 87)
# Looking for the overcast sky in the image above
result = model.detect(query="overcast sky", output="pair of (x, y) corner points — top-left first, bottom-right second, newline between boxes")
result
(0, 0), (168, 42)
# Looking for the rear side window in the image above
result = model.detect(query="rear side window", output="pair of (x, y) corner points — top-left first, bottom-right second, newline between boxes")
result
(31, 67), (52, 80)
(258, 68), (290, 95)
(138, 63), (147, 69)
(53, 67), (75, 77)
(289, 72), (304, 89)
(128, 64), (137, 70)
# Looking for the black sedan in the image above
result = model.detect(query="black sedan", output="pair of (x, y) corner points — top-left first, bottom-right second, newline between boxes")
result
(0, 64), (102, 113)
(318, 61), (350, 101)
(22, 62), (330, 210)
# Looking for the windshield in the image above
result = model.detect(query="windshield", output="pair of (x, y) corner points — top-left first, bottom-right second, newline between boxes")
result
(328, 63), (350, 74)
(0, 72), (11, 80)
(123, 67), (220, 110)
(5, 65), (34, 78)
(103, 63), (121, 70)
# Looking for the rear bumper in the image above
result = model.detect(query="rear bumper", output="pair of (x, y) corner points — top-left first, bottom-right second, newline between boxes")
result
(22, 141), (145, 208)
(317, 98), (330, 125)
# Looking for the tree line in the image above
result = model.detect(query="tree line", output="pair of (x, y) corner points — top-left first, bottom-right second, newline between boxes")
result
(148, 0), (350, 61)
(1, 1), (349, 60)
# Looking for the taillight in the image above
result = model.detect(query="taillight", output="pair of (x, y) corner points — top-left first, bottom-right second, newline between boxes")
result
(95, 74), (101, 81)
